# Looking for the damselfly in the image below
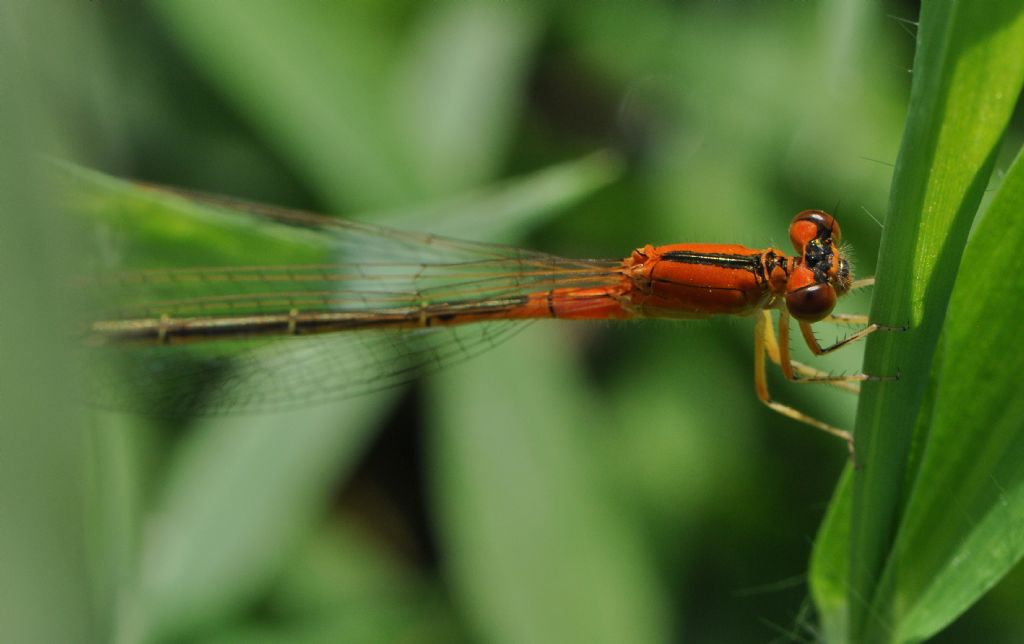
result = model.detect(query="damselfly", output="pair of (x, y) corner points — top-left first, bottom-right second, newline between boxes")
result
(85, 185), (901, 458)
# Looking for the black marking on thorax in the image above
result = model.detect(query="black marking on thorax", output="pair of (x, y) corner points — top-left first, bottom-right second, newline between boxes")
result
(660, 250), (766, 282)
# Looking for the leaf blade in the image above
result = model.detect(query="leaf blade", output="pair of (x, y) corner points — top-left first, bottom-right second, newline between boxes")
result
(874, 145), (1024, 642)
(807, 2), (1024, 642)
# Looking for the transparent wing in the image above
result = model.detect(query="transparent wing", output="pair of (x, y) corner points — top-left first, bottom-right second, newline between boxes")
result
(83, 184), (626, 416)
(86, 183), (621, 318)
(87, 321), (535, 415)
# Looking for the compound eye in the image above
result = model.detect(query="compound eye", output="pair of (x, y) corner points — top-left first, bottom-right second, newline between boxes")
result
(785, 283), (837, 322)
(789, 210), (841, 252)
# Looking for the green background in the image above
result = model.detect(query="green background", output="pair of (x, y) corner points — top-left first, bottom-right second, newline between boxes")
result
(2, 1), (1023, 642)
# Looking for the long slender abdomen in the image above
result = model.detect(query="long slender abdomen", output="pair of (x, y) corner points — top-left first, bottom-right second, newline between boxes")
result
(426, 286), (633, 324)
(88, 285), (634, 346)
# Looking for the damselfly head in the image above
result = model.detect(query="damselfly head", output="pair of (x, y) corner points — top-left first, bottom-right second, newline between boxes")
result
(784, 210), (851, 321)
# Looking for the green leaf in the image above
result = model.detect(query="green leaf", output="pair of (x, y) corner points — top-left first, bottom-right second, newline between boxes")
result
(151, 1), (542, 210)
(389, 1), (542, 197)
(871, 145), (1024, 642)
(151, 1), (414, 210)
(809, 468), (852, 643)
(376, 151), (622, 241)
(427, 324), (670, 644)
(59, 163), (337, 270)
(0, 21), (95, 644)
(123, 399), (386, 642)
(60, 153), (621, 266)
(810, 2), (1024, 642)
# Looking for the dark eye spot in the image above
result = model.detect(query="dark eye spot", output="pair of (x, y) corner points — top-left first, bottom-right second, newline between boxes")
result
(786, 283), (837, 322)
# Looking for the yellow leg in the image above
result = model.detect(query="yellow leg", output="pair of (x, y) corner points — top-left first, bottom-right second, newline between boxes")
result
(764, 310), (866, 392)
(754, 310), (857, 463)
(850, 277), (875, 291)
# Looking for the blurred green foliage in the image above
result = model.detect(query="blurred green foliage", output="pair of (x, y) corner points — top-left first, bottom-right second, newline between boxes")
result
(2, 1), (1023, 643)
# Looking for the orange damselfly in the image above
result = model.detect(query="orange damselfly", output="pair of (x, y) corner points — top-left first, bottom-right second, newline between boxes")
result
(85, 186), (900, 457)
